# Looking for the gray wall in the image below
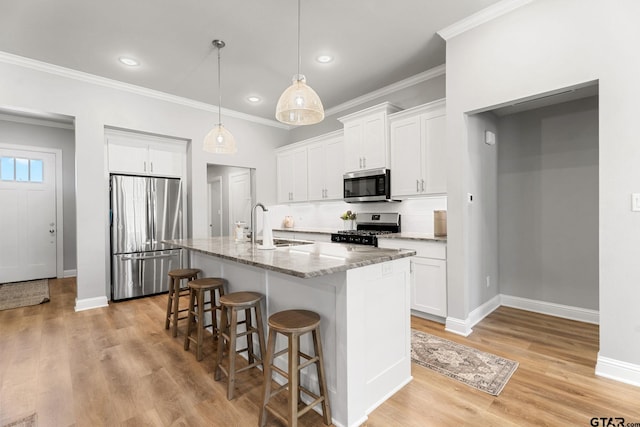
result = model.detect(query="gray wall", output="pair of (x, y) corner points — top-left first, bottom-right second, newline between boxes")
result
(497, 96), (599, 310)
(288, 73), (446, 143)
(466, 112), (499, 310)
(0, 118), (77, 273)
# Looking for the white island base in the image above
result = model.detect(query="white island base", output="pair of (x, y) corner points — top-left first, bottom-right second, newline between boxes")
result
(190, 250), (412, 427)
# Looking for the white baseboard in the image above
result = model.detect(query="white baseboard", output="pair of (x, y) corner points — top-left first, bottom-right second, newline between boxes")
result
(500, 294), (599, 324)
(74, 296), (109, 312)
(468, 294), (502, 329)
(63, 269), (77, 278)
(596, 354), (640, 387)
(444, 316), (473, 336)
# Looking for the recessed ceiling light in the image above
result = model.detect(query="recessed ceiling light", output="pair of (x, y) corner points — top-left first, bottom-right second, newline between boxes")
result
(316, 55), (333, 64)
(247, 96), (261, 103)
(118, 56), (140, 67)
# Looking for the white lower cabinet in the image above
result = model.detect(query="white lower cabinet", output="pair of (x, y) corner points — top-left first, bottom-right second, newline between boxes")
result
(378, 238), (447, 317)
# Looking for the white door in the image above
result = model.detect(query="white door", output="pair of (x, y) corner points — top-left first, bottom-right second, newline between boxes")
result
(228, 170), (252, 235)
(0, 148), (57, 282)
(208, 177), (223, 237)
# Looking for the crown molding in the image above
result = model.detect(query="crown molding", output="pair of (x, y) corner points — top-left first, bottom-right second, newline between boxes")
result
(437, 0), (534, 41)
(0, 51), (289, 130)
(0, 112), (74, 130)
(324, 64), (446, 118)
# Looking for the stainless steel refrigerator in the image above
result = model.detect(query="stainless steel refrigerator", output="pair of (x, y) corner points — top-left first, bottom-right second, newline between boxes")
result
(110, 174), (183, 301)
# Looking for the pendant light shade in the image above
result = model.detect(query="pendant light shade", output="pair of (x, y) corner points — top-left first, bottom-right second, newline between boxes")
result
(275, 74), (324, 125)
(204, 39), (237, 154)
(275, 0), (324, 126)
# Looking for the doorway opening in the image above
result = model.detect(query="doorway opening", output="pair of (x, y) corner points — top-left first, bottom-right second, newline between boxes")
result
(206, 164), (255, 237)
(467, 81), (599, 324)
(0, 108), (76, 282)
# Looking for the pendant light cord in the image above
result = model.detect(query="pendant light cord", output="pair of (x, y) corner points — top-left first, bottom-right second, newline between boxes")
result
(297, 0), (301, 79)
(217, 45), (222, 126)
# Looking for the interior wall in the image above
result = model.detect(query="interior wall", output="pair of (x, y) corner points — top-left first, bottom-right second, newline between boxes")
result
(288, 71), (446, 142)
(445, 0), (640, 374)
(0, 58), (288, 306)
(0, 118), (77, 273)
(497, 96), (599, 310)
(466, 112), (499, 310)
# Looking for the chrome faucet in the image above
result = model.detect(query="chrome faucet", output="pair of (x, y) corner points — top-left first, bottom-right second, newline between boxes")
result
(251, 202), (268, 245)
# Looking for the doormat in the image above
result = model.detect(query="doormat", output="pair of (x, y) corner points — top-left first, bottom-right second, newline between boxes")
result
(411, 329), (518, 396)
(0, 279), (50, 311)
(2, 413), (37, 427)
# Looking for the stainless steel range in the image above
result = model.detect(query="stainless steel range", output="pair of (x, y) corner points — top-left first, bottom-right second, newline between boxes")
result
(331, 212), (400, 247)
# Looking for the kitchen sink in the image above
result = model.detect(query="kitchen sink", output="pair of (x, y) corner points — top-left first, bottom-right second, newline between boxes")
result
(255, 238), (314, 247)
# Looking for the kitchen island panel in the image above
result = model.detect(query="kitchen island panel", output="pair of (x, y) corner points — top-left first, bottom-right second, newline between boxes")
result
(187, 249), (411, 427)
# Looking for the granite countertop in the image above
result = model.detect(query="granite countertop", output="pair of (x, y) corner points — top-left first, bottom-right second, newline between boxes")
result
(164, 237), (416, 279)
(378, 232), (447, 242)
(272, 227), (334, 235)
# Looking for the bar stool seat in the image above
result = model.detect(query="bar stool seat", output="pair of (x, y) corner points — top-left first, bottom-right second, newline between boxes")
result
(165, 268), (201, 337)
(184, 277), (227, 361)
(260, 309), (331, 427)
(214, 291), (266, 400)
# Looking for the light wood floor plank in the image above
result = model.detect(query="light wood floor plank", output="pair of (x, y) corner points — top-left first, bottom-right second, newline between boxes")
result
(1, 278), (640, 426)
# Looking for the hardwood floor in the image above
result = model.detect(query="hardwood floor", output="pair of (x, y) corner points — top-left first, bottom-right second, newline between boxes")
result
(1, 278), (639, 426)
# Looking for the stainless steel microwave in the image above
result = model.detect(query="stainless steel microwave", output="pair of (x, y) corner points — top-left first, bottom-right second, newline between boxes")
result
(343, 168), (392, 202)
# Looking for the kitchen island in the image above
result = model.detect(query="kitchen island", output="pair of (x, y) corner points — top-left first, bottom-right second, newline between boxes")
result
(165, 237), (415, 427)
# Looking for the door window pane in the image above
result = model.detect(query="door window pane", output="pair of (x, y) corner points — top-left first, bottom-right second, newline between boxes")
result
(30, 159), (43, 182)
(15, 158), (29, 182)
(1, 157), (14, 181)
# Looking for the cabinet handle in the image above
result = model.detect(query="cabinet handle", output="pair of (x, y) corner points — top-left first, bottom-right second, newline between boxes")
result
(143, 161), (147, 172)
(359, 157), (362, 169)
(151, 162), (154, 173)
(421, 179), (425, 192)
(363, 157), (366, 168)
(416, 180), (420, 192)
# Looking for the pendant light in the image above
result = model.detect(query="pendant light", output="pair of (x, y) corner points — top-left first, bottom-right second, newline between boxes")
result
(275, 0), (324, 126)
(204, 39), (237, 154)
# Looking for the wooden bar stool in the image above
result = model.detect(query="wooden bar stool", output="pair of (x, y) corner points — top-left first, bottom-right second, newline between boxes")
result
(214, 291), (266, 400)
(259, 310), (331, 427)
(165, 268), (200, 337)
(184, 277), (227, 361)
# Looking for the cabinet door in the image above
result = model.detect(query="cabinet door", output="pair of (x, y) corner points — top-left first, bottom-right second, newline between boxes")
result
(343, 120), (363, 172)
(361, 112), (387, 169)
(148, 143), (183, 177)
(323, 136), (344, 200)
(423, 114), (447, 194)
(291, 148), (308, 202)
(307, 142), (325, 201)
(107, 139), (147, 174)
(411, 257), (447, 317)
(276, 152), (294, 203)
(390, 116), (423, 197)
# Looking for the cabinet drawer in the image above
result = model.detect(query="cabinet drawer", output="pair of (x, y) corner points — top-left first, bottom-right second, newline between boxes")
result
(378, 239), (446, 260)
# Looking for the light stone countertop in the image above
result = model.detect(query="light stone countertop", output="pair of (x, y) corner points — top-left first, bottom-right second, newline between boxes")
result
(272, 227), (334, 234)
(378, 232), (447, 242)
(164, 237), (416, 278)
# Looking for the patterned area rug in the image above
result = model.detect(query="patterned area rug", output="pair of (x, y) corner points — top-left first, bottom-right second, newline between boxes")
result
(411, 329), (518, 396)
(0, 279), (50, 311)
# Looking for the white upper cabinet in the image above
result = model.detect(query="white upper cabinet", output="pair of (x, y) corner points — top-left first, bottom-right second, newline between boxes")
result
(107, 133), (185, 178)
(338, 103), (401, 172)
(276, 146), (308, 203)
(389, 99), (446, 197)
(307, 132), (344, 201)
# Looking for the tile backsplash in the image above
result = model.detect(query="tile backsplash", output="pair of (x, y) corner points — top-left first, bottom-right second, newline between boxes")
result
(268, 196), (447, 234)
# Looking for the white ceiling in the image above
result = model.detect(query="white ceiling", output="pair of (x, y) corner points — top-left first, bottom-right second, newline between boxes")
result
(0, 0), (503, 124)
